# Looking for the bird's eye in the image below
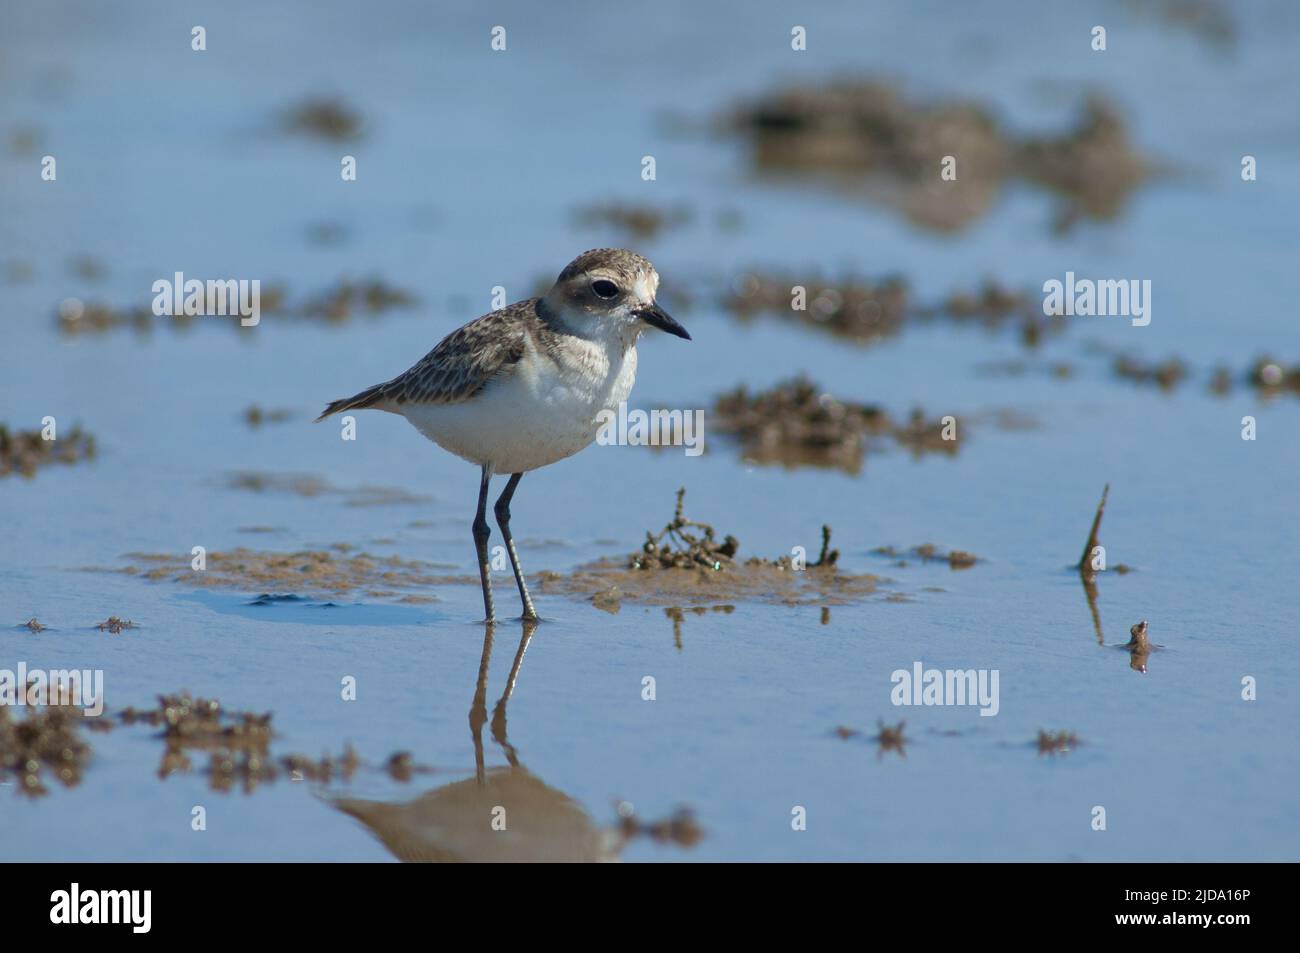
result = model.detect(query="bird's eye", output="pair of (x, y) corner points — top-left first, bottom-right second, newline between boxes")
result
(591, 279), (619, 299)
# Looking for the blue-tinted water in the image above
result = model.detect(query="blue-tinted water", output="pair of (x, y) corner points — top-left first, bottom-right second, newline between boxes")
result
(2, 0), (1297, 860)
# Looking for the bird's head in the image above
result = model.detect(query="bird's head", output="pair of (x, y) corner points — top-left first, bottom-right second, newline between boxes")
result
(543, 248), (690, 343)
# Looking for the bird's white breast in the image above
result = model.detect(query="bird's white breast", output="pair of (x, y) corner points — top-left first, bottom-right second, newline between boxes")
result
(401, 330), (638, 474)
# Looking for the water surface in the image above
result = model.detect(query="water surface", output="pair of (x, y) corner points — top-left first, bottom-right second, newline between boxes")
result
(2, 0), (1297, 861)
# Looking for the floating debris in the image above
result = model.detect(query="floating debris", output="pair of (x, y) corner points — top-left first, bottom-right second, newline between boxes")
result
(281, 747), (361, 784)
(118, 691), (422, 793)
(721, 269), (1062, 351)
(205, 740), (413, 794)
(0, 424), (96, 479)
(722, 79), (1007, 232)
(873, 720), (908, 759)
(1248, 356), (1300, 396)
(935, 280), (1066, 347)
(207, 750), (276, 793)
(94, 616), (137, 634)
(724, 271), (909, 344)
(1209, 365), (1233, 395)
(53, 286), (288, 337)
(3, 688), (424, 798)
(974, 358), (1075, 382)
(723, 80), (1151, 233)
(616, 805), (704, 848)
(874, 544), (979, 569)
(1113, 354), (1188, 390)
(575, 202), (692, 239)
(119, 692), (269, 746)
(939, 280), (1031, 320)
(1120, 620), (1165, 674)
(711, 378), (968, 472)
(55, 300), (152, 335)
(1036, 730), (1080, 756)
(0, 704), (93, 798)
(243, 405), (294, 427)
(854, 714), (933, 741)
(711, 377), (889, 473)
(283, 98), (364, 141)
(892, 408), (961, 458)
(1089, 348), (1299, 399)
(386, 752), (415, 782)
(208, 743), (405, 795)
(382, 751), (435, 783)
(300, 278), (416, 322)
(54, 277), (416, 336)
(1017, 99), (1152, 234)
(1127, 0), (1236, 49)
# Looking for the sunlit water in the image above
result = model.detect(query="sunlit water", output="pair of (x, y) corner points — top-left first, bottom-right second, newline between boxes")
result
(2, 1), (1297, 860)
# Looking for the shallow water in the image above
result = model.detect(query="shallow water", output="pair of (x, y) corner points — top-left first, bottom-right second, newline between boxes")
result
(2, 1), (1298, 861)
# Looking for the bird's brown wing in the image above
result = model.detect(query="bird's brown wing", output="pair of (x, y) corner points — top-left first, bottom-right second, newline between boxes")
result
(316, 300), (536, 421)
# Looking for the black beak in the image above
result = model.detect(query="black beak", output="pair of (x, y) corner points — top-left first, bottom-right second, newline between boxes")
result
(635, 302), (691, 340)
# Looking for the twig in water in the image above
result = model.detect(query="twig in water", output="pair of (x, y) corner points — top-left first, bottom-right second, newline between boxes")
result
(1078, 484), (1109, 575)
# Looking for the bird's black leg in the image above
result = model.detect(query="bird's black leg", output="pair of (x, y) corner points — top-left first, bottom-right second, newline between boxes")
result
(494, 472), (538, 621)
(473, 465), (495, 623)
(491, 618), (537, 767)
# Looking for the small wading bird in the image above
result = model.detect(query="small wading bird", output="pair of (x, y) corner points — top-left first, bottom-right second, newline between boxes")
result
(316, 248), (690, 623)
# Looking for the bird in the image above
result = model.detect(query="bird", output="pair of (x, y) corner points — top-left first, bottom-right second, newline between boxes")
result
(316, 248), (690, 623)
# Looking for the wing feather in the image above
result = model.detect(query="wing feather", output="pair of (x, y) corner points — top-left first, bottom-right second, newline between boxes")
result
(392, 303), (532, 405)
(316, 300), (536, 421)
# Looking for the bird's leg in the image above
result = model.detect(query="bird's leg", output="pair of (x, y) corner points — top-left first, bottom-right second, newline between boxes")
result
(470, 623), (495, 785)
(493, 472), (539, 621)
(473, 465), (495, 623)
(491, 618), (537, 767)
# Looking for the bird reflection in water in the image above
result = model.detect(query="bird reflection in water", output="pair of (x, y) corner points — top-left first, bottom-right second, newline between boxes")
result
(334, 620), (699, 862)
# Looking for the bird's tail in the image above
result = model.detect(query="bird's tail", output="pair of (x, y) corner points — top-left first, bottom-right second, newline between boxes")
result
(314, 381), (390, 422)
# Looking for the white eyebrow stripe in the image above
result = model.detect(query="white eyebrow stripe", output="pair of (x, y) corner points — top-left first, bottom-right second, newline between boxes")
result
(632, 271), (659, 302)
